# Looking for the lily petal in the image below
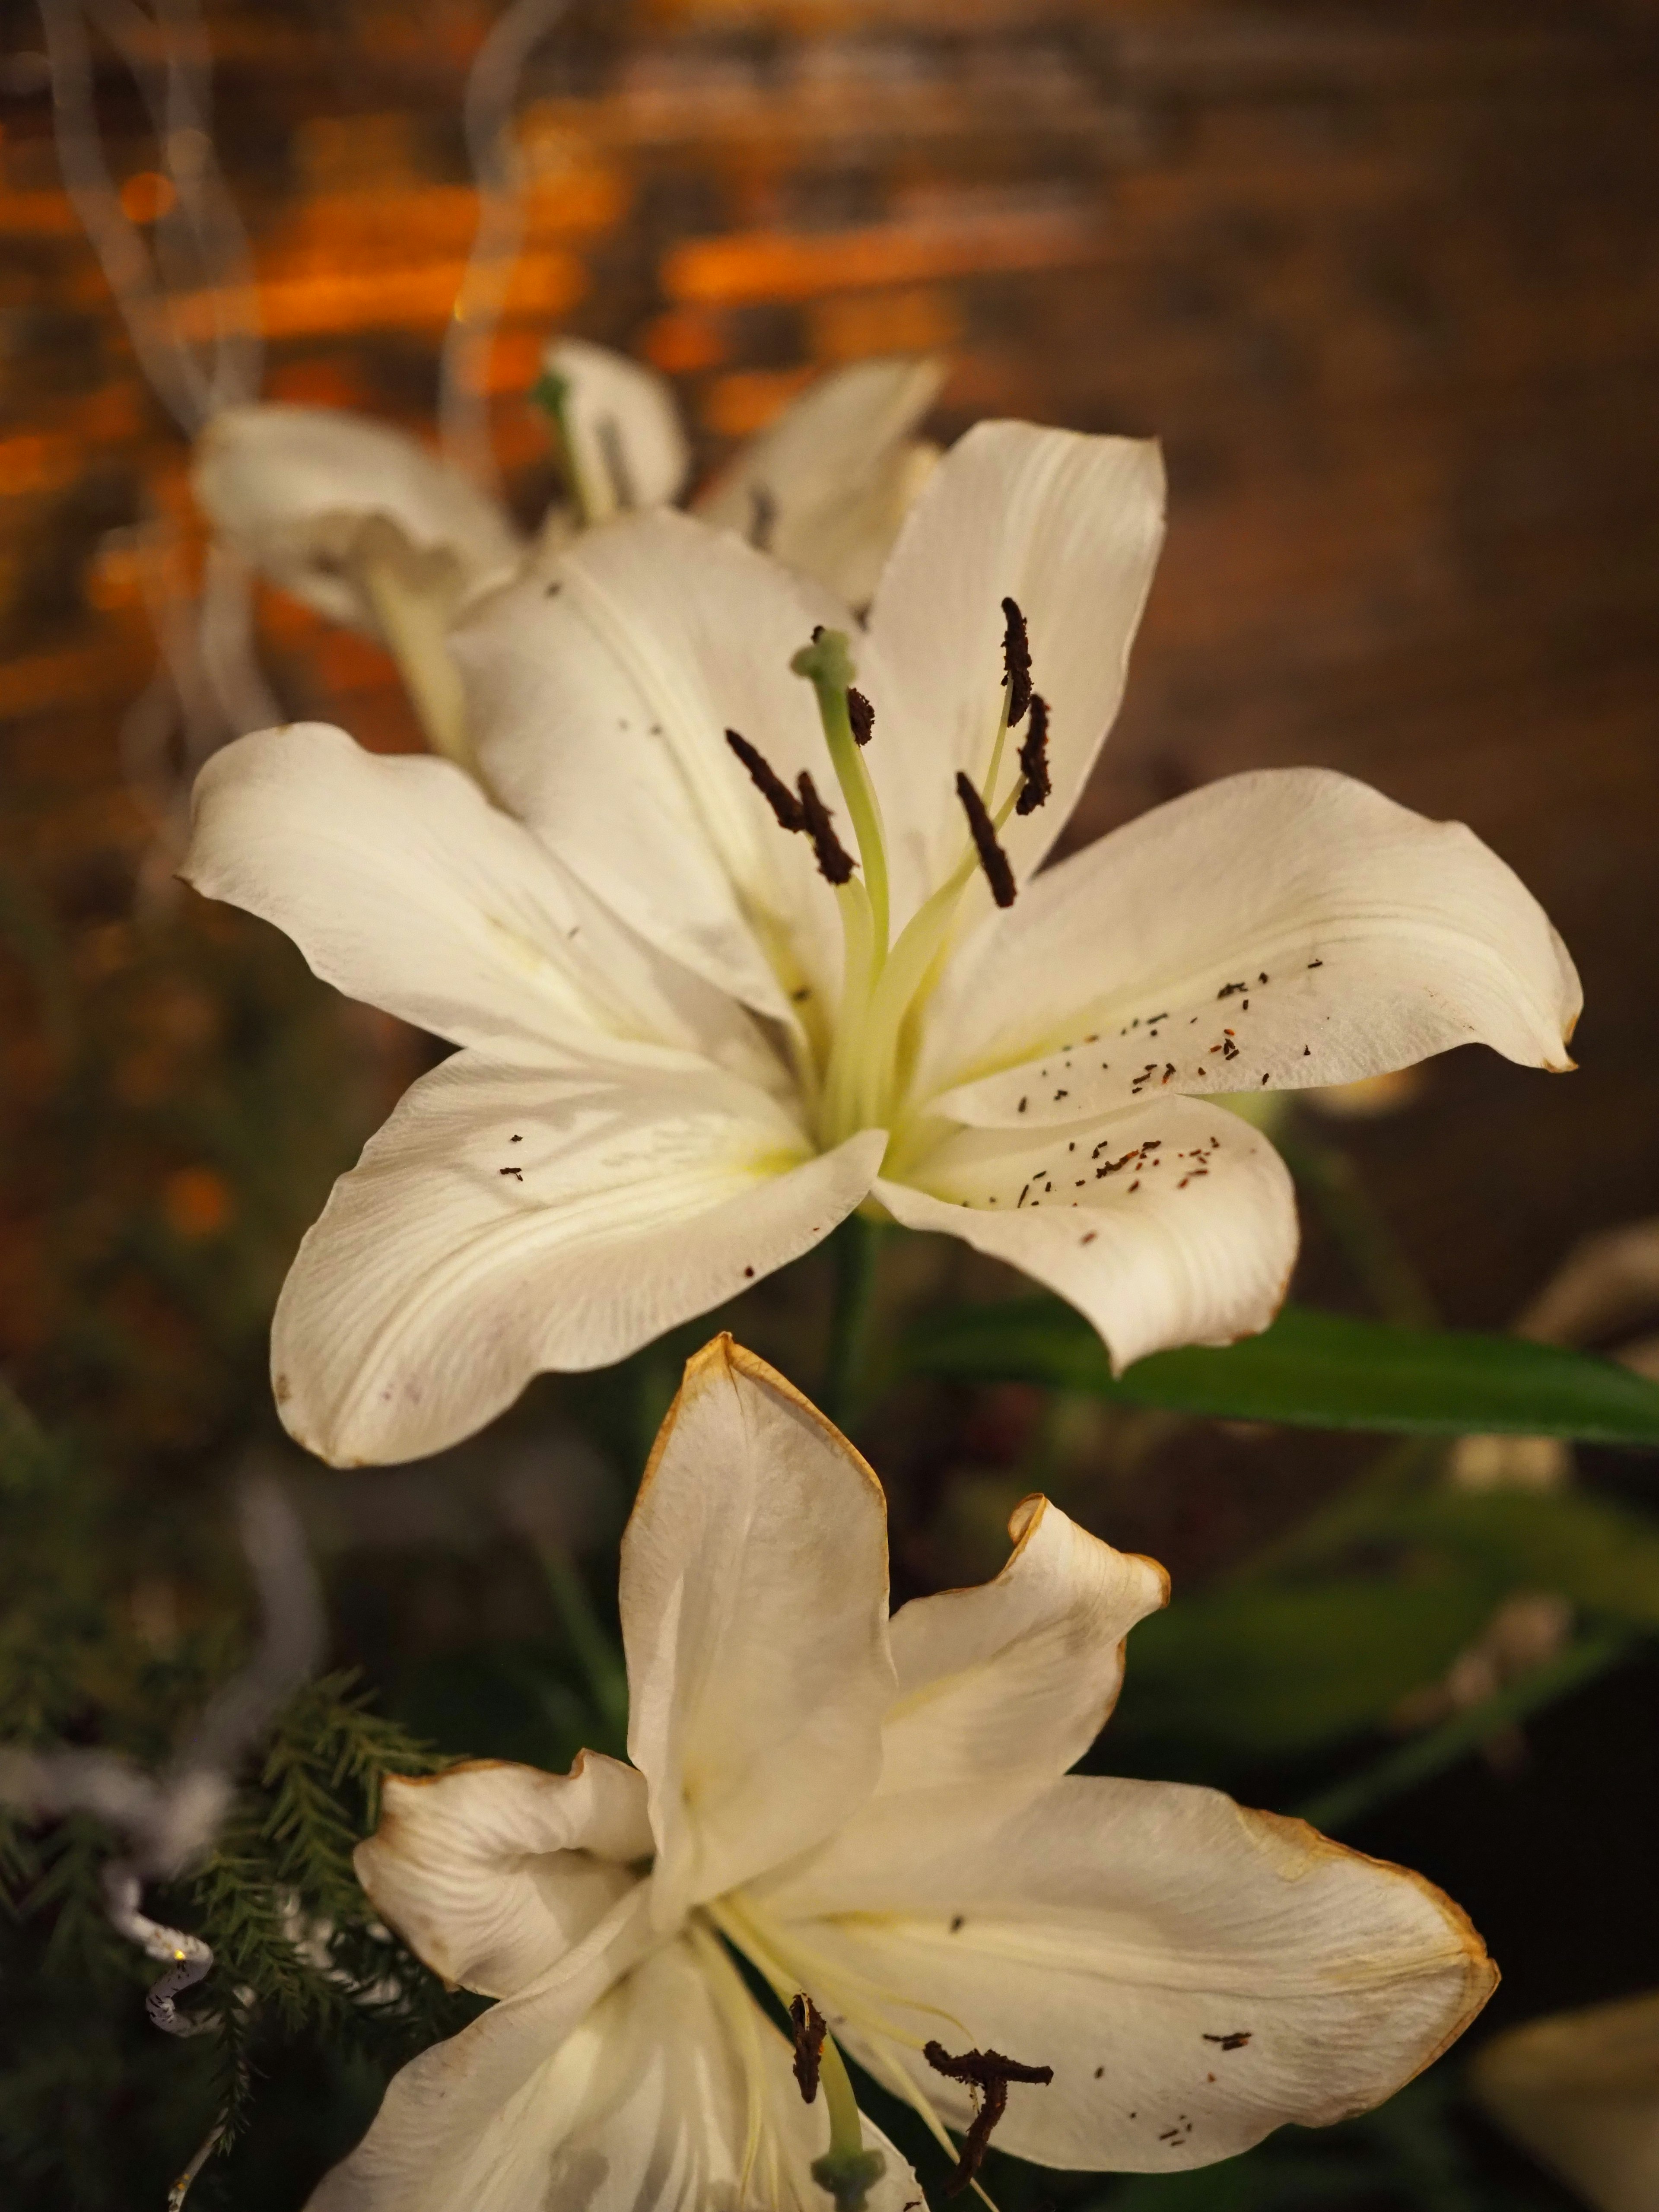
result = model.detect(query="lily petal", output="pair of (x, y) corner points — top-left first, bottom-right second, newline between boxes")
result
(1471, 1991), (1659, 2212)
(271, 1057), (885, 1465)
(696, 355), (947, 606)
(305, 1881), (653, 2212)
(544, 338), (692, 522)
(878, 1093), (1297, 1372)
(312, 1925), (920, 2212)
(861, 420), (1165, 919)
(880, 1495), (1167, 1793)
(184, 722), (777, 1082)
(454, 509), (859, 1023)
(356, 1755), (651, 2000)
(622, 1338), (895, 1926)
(922, 768), (1582, 1128)
(193, 402), (520, 633)
(762, 1777), (1496, 2173)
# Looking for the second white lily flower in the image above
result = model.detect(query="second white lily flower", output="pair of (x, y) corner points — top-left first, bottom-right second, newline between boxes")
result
(307, 1336), (1497, 2211)
(184, 417), (1580, 1465)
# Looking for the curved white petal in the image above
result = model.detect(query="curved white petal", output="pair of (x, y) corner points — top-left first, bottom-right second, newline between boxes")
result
(271, 1055), (884, 1465)
(878, 1093), (1297, 1372)
(1471, 1991), (1659, 2212)
(696, 356), (947, 605)
(310, 1926), (920, 2212)
(860, 420), (1165, 920)
(622, 1338), (895, 1926)
(454, 509), (861, 1023)
(545, 338), (692, 521)
(356, 1755), (651, 1999)
(922, 768), (1582, 1129)
(880, 1495), (1167, 1793)
(305, 1882), (652, 2212)
(193, 403), (521, 633)
(760, 1776), (1496, 2174)
(184, 723), (776, 1083)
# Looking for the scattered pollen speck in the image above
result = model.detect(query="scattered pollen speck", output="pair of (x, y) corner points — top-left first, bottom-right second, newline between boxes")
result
(950, 1915), (965, 1932)
(499, 1166), (523, 1180)
(743, 1265), (755, 1278)
(509, 1133), (523, 1143)
(1018, 1096), (1028, 1113)
(1081, 1231), (1097, 1244)
(1094, 2066), (1105, 2079)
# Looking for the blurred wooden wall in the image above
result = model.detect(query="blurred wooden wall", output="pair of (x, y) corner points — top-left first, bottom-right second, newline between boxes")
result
(3, 0), (1659, 1337)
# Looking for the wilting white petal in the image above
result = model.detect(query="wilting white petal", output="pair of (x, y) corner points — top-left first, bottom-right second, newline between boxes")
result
(193, 403), (520, 633)
(355, 1756), (651, 2000)
(183, 722), (777, 1082)
(545, 338), (692, 522)
(454, 510), (862, 1022)
(1471, 1991), (1659, 2212)
(305, 1883), (653, 2212)
(880, 1495), (1167, 1792)
(696, 356), (947, 605)
(860, 420), (1165, 919)
(271, 1057), (884, 1465)
(761, 1777), (1495, 2173)
(313, 1926), (919, 2212)
(879, 1093), (1296, 1372)
(922, 768), (1581, 1128)
(622, 1338), (895, 1926)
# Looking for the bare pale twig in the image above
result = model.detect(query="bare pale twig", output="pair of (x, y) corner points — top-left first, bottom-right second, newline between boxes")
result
(439, 0), (572, 493)
(38, 0), (278, 885)
(0, 1467), (324, 2049)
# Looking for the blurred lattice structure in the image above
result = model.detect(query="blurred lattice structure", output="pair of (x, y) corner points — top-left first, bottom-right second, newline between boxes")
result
(4, 0), (1659, 1446)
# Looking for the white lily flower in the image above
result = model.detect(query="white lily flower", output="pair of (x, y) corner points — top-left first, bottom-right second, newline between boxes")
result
(183, 416), (1580, 1468)
(307, 1336), (1495, 2212)
(1471, 1990), (1659, 2212)
(192, 348), (945, 772)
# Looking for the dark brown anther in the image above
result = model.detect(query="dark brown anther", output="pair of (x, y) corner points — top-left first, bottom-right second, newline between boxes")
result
(726, 728), (806, 833)
(924, 2041), (1055, 2196)
(1000, 595), (1033, 725)
(1014, 692), (1051, 816)
(955, 773), (1016, 908)
(846, 686), (875, 747)
(797, 771), (856, 886)
(790, 1993), (828, 2104)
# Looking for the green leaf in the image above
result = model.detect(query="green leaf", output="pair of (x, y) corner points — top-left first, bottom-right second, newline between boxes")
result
(1113, 1575), (1502, 1759)
(901, 1298), (1659, 1446)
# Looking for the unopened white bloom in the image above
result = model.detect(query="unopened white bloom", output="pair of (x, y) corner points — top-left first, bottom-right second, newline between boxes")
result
(308, 1336), (1495, 2211)
(1472, 1991), (1659, 2212)
(184, 415), (1579, 1467)
(192, 347), (945, 770)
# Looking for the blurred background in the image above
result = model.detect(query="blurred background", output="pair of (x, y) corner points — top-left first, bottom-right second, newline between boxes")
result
(3, 2), (1659, 2206)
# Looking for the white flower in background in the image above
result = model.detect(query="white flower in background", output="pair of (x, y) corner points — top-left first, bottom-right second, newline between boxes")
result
(184, 414), (1580, 1467)
(1471, 1990), (1659, 2212)
(308, 1336), (1496, 2211)
(192, 344), (945, 773)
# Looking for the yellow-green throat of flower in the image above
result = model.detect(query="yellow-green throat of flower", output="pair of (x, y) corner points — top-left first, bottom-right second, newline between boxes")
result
(725, 604), (1051, 1157)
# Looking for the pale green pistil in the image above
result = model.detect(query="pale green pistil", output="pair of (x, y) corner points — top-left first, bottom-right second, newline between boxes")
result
(765, 619), (1049, 1154)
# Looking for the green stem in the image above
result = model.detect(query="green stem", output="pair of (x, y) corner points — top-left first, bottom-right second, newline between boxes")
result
(825, 1212), (886, 1433)
(1281, 1131), (1437, 1330)
(1294, 1624), (1639, 1834)
(538, 1546), (629, 1754)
